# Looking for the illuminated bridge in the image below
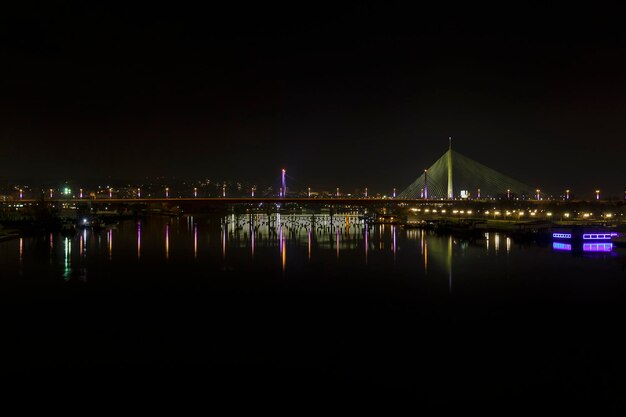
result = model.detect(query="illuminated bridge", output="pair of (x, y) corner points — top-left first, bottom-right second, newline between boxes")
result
(17, 197), (427, 206)
(398, 142), (533, 200)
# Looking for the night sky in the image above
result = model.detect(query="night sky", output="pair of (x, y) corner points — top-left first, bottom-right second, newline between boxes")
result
(1, 3), (626, 196)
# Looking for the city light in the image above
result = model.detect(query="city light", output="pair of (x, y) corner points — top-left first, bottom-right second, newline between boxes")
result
(595, 190), (600, 200)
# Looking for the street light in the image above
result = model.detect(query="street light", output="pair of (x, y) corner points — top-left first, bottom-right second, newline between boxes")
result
(536, 189), (540, 200)
(165, 187), (169, 198)
(193, 187), (198, 198)
(565, 189), (570, 200)
(595, 190), (600, 200)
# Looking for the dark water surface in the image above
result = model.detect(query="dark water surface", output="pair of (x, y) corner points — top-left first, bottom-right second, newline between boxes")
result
(1, 213), (626, 402)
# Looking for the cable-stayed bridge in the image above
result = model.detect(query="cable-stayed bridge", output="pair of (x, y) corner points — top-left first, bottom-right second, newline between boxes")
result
(398, 144), (532, 200)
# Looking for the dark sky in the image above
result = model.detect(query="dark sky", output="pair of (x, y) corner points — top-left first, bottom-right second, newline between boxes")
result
(1, 2), (626, 196)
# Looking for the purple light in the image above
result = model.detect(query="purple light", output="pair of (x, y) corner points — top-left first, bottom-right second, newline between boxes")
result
(583, 233), (612, 240)
(553, 242), (571, 251)
(583, 243), (613, 252)
(281, 169), (286, 198)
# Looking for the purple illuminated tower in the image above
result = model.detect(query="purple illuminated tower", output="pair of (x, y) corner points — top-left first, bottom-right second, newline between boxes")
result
(281, 169), (286, 198)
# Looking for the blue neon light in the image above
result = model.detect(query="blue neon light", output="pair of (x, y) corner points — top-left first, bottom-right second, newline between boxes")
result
(583, 233), (612, 240)
(552, 242), (572, 251)
(583, 243), (613, 252)
(552, 233), (571, 239)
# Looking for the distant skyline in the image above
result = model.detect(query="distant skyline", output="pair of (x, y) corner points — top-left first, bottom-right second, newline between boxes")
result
(1, 3), (625, 195)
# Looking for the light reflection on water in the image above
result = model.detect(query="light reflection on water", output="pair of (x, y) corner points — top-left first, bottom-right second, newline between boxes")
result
(1, 214), (624, 286)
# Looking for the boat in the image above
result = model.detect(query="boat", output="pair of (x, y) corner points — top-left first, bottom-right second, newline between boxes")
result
(552, 226), (617, 244)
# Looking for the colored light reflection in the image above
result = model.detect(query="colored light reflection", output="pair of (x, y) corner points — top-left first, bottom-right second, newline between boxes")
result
(194, 224), (198, 260)
(222, 223), (226, 260)
(165, 224), (169, 260)
(108, 229), (113, 259)
(64, 236), (72, 279)
(583, 243), (613, 252)
(553, 242), (572, 251)
(282, 234), (286, 272)
(251, 225), (255, 258)
(136, 222), (141, 259)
